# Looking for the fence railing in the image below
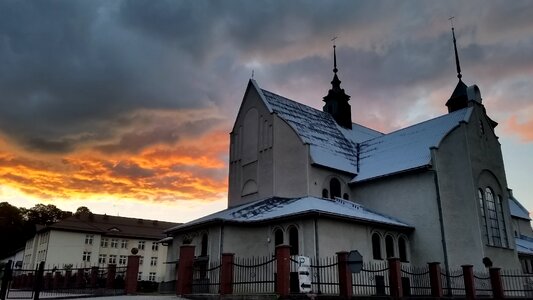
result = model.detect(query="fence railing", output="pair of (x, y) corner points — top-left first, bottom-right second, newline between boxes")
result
(191, 258), (220, 294)
(232, 256), (276, 294)
(441, 267), (466, 297)
(352, 261), (389, 296)
(401, 263), (431, 296)
(308, 256), (339, 295)
(501, 269), (533, 298)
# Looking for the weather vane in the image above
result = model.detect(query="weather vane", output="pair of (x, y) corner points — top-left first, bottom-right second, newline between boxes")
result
(251, 69), (254, 79)
(331, 36), (338, 46)
(448, 16), (455, 28)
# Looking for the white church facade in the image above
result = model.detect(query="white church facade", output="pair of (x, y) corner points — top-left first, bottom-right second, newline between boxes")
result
(164, 33), (527, 279)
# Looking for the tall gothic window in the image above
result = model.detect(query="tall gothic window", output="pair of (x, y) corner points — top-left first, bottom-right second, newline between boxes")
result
(201, 234), (208, 257)
(398, 237), (408, 262)
(478, 189), (489, 244)
(486, 188), (501, 247)
(289, 227), (299, 255)
(385, 235), (395, 258)
(497, 195), (509, 248)
(274, 229), (284, 246)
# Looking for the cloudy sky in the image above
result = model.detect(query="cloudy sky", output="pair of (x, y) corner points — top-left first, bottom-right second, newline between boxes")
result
(1, 0), (532, 222)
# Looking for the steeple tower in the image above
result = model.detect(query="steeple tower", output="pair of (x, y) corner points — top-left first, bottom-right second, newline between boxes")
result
(446, 23), (469, 113)
(323, 43), (352, 129)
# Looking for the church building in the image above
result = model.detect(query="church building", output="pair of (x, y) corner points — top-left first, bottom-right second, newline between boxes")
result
(164, 29), (526, 277)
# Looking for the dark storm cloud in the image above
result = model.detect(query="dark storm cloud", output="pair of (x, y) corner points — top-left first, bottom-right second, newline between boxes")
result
(1, 0), (533, 153)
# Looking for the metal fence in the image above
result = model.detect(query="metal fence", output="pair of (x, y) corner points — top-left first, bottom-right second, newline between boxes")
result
(401, 264), (431, 296)
(191, 258), (220, 294)
(473, 270), (491, 297)
(308, 256), (339, 295)
(501, 269), (533, 298)
(232, 256), (276, 294)
(352, 261), (389, 296)
(441, 268), (465, 297)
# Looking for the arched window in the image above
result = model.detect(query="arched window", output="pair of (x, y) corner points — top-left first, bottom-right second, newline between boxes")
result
(289, 227), (299, 255)
(330, 178), (341, 199)
(486, 188), (501, 247)
(385, 235), (395, 258)
(322, 189), (329, 198)
(497, 195), (509, 248)
(398, 237), (408, 262)
(200, 234), (208, 257)
(274, 229), (284, 246)
(372, 233), (382, 260)
(343, 193), (349, 200)
(478, 189), (489, 244)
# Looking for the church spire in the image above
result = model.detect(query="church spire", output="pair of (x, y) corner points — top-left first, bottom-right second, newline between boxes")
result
(323, 41), (352, 129)
(445, 20), (468, 113)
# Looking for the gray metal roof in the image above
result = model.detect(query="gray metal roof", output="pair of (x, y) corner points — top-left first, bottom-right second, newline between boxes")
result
(509, 196), (531, 220)
(253, 80), (473, 182)
(165, 196), (412, 233)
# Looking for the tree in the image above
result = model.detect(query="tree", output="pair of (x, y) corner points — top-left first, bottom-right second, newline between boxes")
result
(74, 206), (92, 215)
(0, 202), (33, 258)
(21, 204), (71, 225)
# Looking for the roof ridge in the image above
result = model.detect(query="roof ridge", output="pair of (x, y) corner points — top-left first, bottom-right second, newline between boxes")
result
(261, 88), (329, 116)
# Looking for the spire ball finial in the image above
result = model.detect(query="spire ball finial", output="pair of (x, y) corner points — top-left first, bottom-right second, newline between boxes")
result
(449, 17), (462, 79)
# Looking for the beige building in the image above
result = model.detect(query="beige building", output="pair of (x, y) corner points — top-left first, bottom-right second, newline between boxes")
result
(165, 37), (528, 279)
(21, 213), (179, 283)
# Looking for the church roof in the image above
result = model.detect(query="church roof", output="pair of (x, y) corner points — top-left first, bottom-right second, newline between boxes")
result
(165, 196), (412, 233)
(509, 195), (531, 220)
(516, 236), (533, 256)
(253, 80), (473, 182)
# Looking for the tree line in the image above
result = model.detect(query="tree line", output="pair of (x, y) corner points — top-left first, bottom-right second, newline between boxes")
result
(0, 202), (91, 259)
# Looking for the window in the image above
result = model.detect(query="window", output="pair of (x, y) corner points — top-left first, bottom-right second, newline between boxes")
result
(101, 238), (108, 248)
(85, 235), (93, 245)
(152, 242), (159, 251)
(274, 229), (284, 245)
(201, 234), (208, 257)
(98, 254), (107, 264)
(399, 237), (408, 262)
(82, 251), (91, 262)
(150, 257), (157, 266)
(138, 272), (142, 281)
(372, 233), (382, 260)
(121, 240), (128, 249)
(330, 178), (341, 199)
(138, 241), (145, 250)
(139, 256), (144, 265)
(486, 188), (501, 247)
(111, 239), (118, 248)
(148, 272), (156, 281)
(119, 255), (127, 265)
(322, 189), (328, 198)
(478, 189), (489, 244)
(385, 235), (395, 258)
(497, 195), (509, 248)
(289, 227), (299, 255)
(109, 255), (117, 264)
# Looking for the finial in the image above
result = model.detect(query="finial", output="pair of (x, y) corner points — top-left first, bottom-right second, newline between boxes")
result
(449, 16), (462, 79)
(331, 36), (338, 73)
(251, 69), (254, 79)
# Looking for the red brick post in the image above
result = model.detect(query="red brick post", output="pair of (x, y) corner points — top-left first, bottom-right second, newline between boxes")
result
(90, 266), (99, 288)
(76, 269), (85, 288)
(489, 267), (504, 299)
(428, 262), (443, 297)
(176, 245), (195, 296)
(462, 265), (475, 300)
(125, 255), (140, 294)
(388, 257), (403, 300)
(106, 264), (116, 289)
(220, 253), (235, 295)
(337, 251), (353, 299)
(276, 245), (291, 298)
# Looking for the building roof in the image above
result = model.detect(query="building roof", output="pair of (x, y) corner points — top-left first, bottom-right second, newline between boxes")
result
(165, 196), (412, 234)
(516, 236), (533, 256)
(509, 196), (531, 220)
(39, 213), (180, 240)
(253, 80), (473, 182)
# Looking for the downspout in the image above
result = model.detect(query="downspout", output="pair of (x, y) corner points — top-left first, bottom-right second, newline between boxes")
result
(219, 223), (224, 258)
(314, 216), (322, 294)
(431, 147), (451, 293)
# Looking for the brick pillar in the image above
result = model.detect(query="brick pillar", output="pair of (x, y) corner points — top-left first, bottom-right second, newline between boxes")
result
(489, 267), (504, 299)
(106, 264), (116, 289)
(336, 251), (352, 299)
(176, 245), (195, 296)
(125, 255), (140, 294)
(388, 257), (403, 300)
(462, 265), (475, 300)
(276, 245), (291, 298)
(63, 270), (72, 289)
(76, 269), (85, 288)
(90, 266), (99, 288)
(428, 262), (443, 298)
(220, 253), (234, 295)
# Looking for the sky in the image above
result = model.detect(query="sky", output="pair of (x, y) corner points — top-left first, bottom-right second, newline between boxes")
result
(0, 0), (532, 223)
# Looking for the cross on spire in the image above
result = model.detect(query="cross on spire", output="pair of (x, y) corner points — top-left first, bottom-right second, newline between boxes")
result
(449, 16), (462, 79)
